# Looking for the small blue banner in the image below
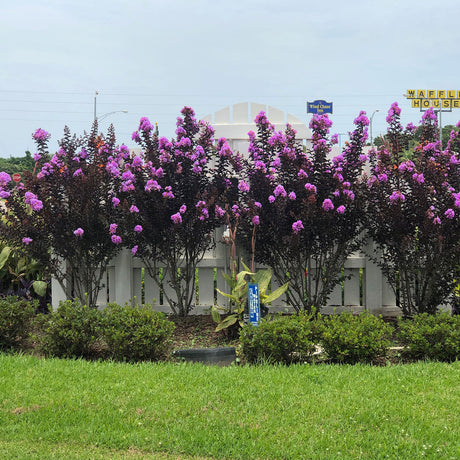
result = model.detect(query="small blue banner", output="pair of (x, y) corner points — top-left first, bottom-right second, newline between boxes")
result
(248, 283), (261, 326)
(307, 100), (333, 115)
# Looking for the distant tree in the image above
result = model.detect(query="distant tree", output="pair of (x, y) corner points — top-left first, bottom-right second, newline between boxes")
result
(375, 123), (460, 152)
(0, 151), (36, 176)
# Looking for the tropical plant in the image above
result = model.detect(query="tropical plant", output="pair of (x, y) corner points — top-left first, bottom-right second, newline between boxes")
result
(211, 261), (289, 332)
(0, 241), (48, 307)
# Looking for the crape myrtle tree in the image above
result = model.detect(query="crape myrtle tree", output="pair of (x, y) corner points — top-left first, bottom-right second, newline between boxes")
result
(366, 103), (460, 316)
(117, 107), (242, 316)
(0, 123), (126, 307)
(238, 111), (369, 313)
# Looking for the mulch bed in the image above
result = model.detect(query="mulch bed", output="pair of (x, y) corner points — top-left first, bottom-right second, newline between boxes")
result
(168, 315), (238, 350)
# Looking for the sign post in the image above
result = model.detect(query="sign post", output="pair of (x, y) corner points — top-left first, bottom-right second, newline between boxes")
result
(307, 100), (333, 115)
(404, 89), (460, 149)
(248, 283), (261, 326)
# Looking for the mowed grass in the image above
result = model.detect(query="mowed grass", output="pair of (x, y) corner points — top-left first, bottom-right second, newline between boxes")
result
(0, 354), (459, 459)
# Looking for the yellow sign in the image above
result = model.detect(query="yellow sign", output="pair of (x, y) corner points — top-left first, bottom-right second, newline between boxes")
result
(405, 89), (460, 109)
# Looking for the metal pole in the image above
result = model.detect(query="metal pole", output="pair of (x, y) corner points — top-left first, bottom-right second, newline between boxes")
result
(439, 108), (442, 150)
(370, 110), (379, 146)
(94, 91), (98, 121)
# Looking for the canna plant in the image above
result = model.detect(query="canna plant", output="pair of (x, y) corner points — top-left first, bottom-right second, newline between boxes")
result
(211, 261), (289, 333)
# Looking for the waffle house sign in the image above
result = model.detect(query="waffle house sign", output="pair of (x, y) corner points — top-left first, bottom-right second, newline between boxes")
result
(405, 89), (460, 111)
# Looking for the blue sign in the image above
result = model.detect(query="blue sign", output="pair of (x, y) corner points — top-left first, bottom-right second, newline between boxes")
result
(307, 100), (333, 115)
(248, 283), (261, 326)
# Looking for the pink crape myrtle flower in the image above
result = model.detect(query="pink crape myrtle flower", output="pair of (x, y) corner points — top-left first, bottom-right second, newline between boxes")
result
(444, 208), (455, 219)
(171, 212), (182, 224)
(322, 199), (334, 212)
(292, 220), (304, 234)
(305, 183), (317, 194)
(389, 191), (405, 204)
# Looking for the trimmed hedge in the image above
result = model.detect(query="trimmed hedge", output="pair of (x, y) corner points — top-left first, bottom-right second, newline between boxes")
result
(240, 312), (318, 364)
(102, 303), (175, 362)
(35, 300), (175, 362)
(318, 311), (393, 364)
(35, 300), (105, 360)
(397, 312), (460, 362)
(240, 311), (394, 365)
(0, 296), (37, 350)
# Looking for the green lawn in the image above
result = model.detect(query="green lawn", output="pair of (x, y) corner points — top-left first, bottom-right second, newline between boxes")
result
(0, 354), (459, 459)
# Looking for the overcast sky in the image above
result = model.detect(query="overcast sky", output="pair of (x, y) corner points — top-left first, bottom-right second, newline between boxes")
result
(1, 0), (460, 157)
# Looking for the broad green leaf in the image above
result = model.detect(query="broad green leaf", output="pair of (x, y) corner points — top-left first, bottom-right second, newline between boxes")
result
(234, 300), (246, 313)
(211, 306), (221, 323)
(236, 270), (253, 288)
(32, 280), (47, 297)
(215, 315), (238, 331)
(262, 282), (290, 304)
(241, 260), (251, 272)
(216, 288), (236, 301)
(0, 246), (11, 271)
(253, 268), (272, 293)
(221, 271), (234, 286)
(17, 257), (28, 274)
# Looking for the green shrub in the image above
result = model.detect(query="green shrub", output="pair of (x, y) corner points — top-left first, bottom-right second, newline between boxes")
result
(240, 312), (319, 364)
(318, 311), (393, 364)
(0, 296), (37, 350)
(397, 312), (460, 362)
(102, 303), (175, 362)
(36, 300), (105, 359)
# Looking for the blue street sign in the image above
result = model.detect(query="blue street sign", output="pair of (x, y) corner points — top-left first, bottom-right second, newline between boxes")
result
(307, 100), (333, 115)
(248, 283), (261, 326)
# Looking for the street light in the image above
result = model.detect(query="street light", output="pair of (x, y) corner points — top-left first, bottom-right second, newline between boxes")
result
(97, 110), (128, 122)
(370, 110), (379, 147)
(93, 91), (128, 122)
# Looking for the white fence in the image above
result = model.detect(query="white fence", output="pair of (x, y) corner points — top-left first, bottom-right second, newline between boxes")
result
(51, 232), (401, 316)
